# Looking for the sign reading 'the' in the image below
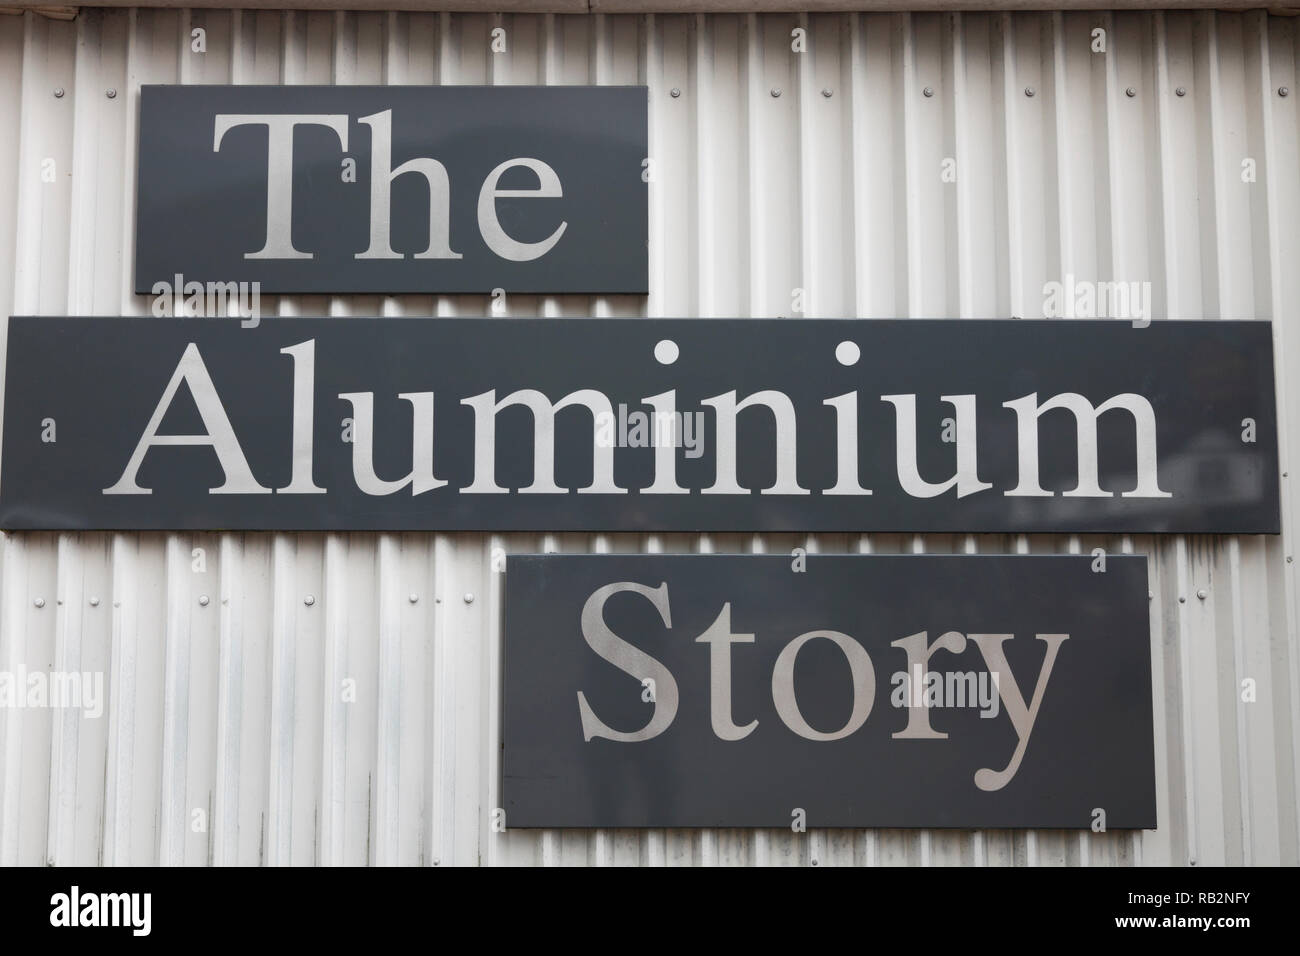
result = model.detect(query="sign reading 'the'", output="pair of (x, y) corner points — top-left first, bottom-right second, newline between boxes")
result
(503, 554), (1157, 829)
(0, 317), (1279, 534)
(134, 85), (648, 295)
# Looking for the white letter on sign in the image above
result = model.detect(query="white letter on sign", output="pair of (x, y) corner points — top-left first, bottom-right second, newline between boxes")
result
(104, 343), (269, 496)
(356, 109), (461, 261)
(213, 114), (349, 260)
(578, 582), (679, 742)
(771, 630), (875, 741)
(968, 633), (1069, 791)
(477, 158), (568, 262)
(694, 603), (758, 741)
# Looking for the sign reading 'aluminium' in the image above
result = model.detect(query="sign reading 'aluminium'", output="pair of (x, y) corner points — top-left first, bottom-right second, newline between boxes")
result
(503, 554), (1157, 829)
(134, 85), (648, 295)
(0, 317), (1278, 534)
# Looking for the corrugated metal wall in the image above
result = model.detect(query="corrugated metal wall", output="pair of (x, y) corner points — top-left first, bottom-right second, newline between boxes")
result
(0, 6), (1296, 866)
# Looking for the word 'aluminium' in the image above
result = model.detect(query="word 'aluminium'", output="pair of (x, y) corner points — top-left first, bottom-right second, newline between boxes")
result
(104, 337), (1171, 499)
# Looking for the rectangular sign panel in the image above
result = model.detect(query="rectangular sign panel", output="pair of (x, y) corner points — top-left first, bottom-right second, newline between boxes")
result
(0, 317), (1279, 533)
(503, 554), (1157, 829)
(134, 85), (648, 294)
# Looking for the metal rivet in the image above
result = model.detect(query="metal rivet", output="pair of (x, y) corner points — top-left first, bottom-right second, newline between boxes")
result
(821, 88), (832, 98)
(435, 596), (443, 603)
(105, 89), (116, 99)
(1283, 472), (1289, 478)
(1125, 87), (1137, 98)
(53, 88), (64, 98)
(198, 594), (209, 607)
(1287, 556), (1294, 563)
(1148, 591), (1154, 600)
(1280, 87), (1290, 97)
(923, 86), (934, 98)
(433, 857), (440, 865)
(34, 597), (45, 608)
(810, 858), (819, 866)
(89, 597), (100, 607)
(463, 592), (475, 604)
(113, 601), (120, 608)
(1197, 589), (1208, 600)
(1025, 86), (1036, 97)
(1176, 86), (1187, 97)
(1178, 596), (1187, 603)
(408, 593), (419, 604)
(771, 88), (782, 98)
(304, 594), (315, 606)
(669, 88), (681, 98)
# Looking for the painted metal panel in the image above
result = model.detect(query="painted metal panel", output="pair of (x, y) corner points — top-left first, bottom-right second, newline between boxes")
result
(0, 317), (1281, 533)
(504, 553), (1157, 829)
(0, 7), (1295, 867)
(133, 84), (650, 294)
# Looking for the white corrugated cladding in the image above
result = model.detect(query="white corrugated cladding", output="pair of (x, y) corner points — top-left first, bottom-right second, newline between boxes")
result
(0, 6), (1296, 867)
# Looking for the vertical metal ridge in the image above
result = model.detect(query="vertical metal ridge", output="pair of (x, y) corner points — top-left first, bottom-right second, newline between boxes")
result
(44, 530), (78, 862)
(481, 534), (507, 866)
(265, 534), (298, 865)
(999, 12), (1026, 319)
(693, 12), (713, 319)
(1251, 8), (1300, 868)
(1225, 535), (1255, 864)
(1200, 10), (1228, 318)
(847, 12), (869, 319)
(212, 535), (244, 865)
(743, 12), (763, 317)
(950, 11), (975, 319)
(1281, 16), (1300, 870)
(102, 534), (136, 865)
(899, 11), (923, 318)
(646, 13), (664, 322)
(0, 533), (30, 864)
(318, 535), (348, 864)
(793, 10), (814, 322)
(1048, 10), (1073, 284)
(427, 533), (454, 864)
(65, 11), (97, 316)
(158, 536), (192, 865)
(374, 534), (401, 865)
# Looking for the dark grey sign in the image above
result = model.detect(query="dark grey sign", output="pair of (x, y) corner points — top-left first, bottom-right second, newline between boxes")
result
(0, 317), (1279, 534)
(134, 85), (647, 295)
(503, 554), (1156, 829)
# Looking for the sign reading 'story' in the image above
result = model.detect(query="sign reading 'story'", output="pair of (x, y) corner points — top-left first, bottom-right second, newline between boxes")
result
(0, 317), (1279, 534)
(503, 554), (1157, 829)
(134, 85), (648, 295)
